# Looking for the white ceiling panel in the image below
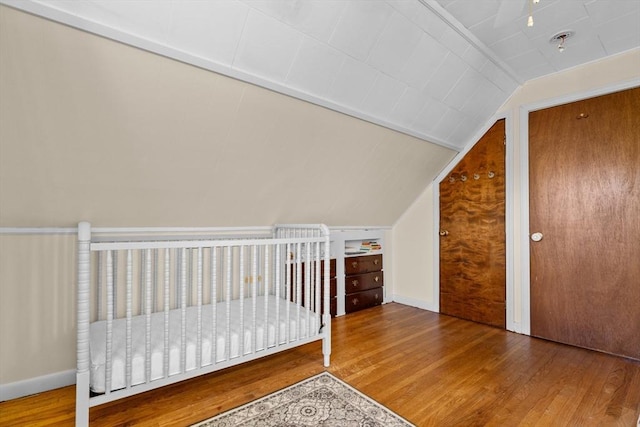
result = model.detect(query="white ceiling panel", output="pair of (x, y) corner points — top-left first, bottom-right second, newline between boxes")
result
(438, 25), (473, 57)
(490, 32), (534, 59)
(361, 73), (407, 118)
(424, 53), (470, 101)
(585, 0), (640, 25)
(367, 11), (424, 78)
(400, 33), (451, 89)
(390, 87), (430, 128)
(167, 1), (248, 66)
(327, 56), (378, 107)
(439, 0), (501, 28)
(285, 37), (344, 97)
(412, 97), (451, 135)
(233, 10), (302, 82)
(280, 0), (346, 44)
(444, 69), (487, 110)
(328, 1), (394, 61)
(596, 11), (640, 51)
(432, 107), (468, 140)
(3, 0), (638, 151)
(462, 46), (490, 71)
(389, 0), (450, 40)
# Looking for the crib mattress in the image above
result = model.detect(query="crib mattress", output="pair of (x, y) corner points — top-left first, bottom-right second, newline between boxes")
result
(90, 296), (319, 393)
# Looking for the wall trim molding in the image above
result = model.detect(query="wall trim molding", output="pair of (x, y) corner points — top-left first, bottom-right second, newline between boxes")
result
(392, 295), (437, 313)
(0, 225), (392, 236)
(0, 369), (75, 401)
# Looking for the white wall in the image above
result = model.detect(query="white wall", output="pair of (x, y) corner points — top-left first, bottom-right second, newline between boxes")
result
(391, 48), (640, 331)
(391, 185), (437, 311)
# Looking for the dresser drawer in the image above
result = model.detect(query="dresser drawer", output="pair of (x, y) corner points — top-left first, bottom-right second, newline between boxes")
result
(345, 254), (382, 275)
(345, 288), (383, 313)
(345, 271), (383, 293)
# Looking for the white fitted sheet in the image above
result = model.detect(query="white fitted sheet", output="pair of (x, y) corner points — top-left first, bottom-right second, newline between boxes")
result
(90, 295), (319, 393)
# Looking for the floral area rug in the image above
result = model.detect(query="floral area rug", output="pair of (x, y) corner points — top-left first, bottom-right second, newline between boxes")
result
(191, 372), (415, 426)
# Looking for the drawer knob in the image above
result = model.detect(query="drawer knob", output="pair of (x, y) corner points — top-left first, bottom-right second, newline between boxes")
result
(352, 279), (359, 287)
(352, 298), (359, 306)
(374, 276), (379, 282)
(374, 259), (379, 265)
(351, 261), (358, 269)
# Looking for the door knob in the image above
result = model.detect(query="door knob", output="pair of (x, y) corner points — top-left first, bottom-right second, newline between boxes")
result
(531, 232), (543, 242)
(439, 230), (449, 236)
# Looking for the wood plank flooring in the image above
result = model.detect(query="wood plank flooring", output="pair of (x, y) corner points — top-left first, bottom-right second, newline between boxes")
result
(1, 303), (639, 426)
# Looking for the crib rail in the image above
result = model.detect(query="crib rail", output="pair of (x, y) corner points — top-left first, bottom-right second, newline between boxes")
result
(76, 222), (331, 426)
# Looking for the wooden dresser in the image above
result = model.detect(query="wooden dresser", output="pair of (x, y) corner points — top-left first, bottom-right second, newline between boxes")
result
(344, 254), (383, 314)
(290, 258), (337, 317)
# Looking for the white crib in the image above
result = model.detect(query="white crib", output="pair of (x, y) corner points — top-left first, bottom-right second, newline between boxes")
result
(75, 222), (331, 426)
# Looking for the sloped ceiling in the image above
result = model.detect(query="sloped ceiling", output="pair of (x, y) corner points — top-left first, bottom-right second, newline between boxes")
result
(1, 5), (458, 227)
(3, 0), (638, 152)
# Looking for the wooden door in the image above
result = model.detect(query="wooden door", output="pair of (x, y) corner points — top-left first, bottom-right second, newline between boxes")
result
(529, 87), (640, 360)
(439, 119), (506, 328)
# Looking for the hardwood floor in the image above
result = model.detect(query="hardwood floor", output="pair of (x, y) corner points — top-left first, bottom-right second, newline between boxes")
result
(2, 303), (639, 426)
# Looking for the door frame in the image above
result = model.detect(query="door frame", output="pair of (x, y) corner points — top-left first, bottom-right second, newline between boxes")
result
(517, 78), (640, 336)
(432, 112), (514, 329)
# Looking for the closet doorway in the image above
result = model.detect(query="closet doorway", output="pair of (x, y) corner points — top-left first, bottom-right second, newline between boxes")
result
(439, 119), (506, 329)
(529, 87), (640, 360)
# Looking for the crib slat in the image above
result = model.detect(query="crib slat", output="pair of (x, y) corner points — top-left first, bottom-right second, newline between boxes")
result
(274, 244), (281, 348)
(224, 246), (232, 361)
(188, 249), (193, 307)
(305, 242), (311, 338)
(285, 243), (291, 344)
(145, 249), (152, 383)
(97, 252), (102, 320)
(251, 245), (257, 354)
(211, 247), (217, 365)
(175, 250), (181, 310)
(296, 242), (302, 342)
(180, 248), (187, 373)
(196, 247), (203, 369)
(139, 250), (144, 314)
(315, 241), (321, 324)
(239, 246), (245, 357)
(125, 250), (133, 389)
(263, 245), (269, 350)
(163, 248), (170, 378)
(105, 250), (114, 395)
(153, 250), (158, 313)
(112, 252), (118, 318)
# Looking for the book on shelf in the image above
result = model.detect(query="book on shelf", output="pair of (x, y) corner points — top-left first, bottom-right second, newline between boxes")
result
(359, 241), (381, 252)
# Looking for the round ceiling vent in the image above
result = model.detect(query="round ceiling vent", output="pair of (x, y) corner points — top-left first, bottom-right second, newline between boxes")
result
(549, 30), (575, 52)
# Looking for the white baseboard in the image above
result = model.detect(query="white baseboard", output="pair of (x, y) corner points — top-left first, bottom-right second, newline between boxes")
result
(392, 294), (438, 313)
(0, 369), (75, 401)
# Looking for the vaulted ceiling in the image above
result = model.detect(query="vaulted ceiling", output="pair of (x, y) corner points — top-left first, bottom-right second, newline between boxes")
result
(3, 0), (639, 151)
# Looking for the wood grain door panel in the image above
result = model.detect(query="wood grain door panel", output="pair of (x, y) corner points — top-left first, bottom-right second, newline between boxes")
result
(529, 87), (640, 360)
(440, 120), (506, 328)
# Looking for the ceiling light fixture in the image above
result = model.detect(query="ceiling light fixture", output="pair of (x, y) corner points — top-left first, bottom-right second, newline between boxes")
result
(550, 30), (574, 53)
(528, 0), (540, 27)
